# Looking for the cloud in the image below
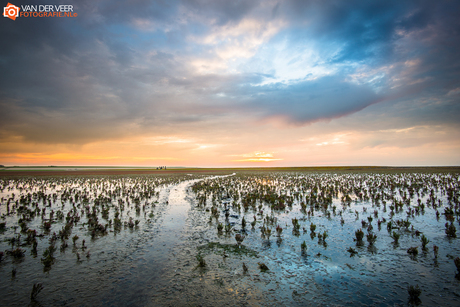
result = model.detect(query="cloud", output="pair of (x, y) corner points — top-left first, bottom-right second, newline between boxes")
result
(181, 0), (261, 26)
(230, 151), (283, 162)
(243, 76), (381, 125)
(0, 0), (459, 166)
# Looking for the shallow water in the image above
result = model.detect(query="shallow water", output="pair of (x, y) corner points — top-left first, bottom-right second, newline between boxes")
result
(0, 172), (459, 306)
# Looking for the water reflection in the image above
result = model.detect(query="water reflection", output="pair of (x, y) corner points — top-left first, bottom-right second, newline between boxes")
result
(0, 172), (459, 306)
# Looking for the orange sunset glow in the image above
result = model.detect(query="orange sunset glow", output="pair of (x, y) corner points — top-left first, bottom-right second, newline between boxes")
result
(1, 1), (459, 167)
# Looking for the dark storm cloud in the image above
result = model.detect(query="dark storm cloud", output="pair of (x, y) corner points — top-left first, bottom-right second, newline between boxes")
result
(303, 2), (400, 59)
(0, 1), (186, 143)
(182, 0), (260, 25)
(278, 0), (460, 121)
(0, 0), (459, 146)
(164, 73), (379, 122)
(280, 0), (419, 63)
(276, 0), (460, 98)
(250, 76), (380, 124)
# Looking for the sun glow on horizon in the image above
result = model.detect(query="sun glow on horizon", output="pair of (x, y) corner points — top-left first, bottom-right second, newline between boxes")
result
(230, 151), (283, 163)
(1, 1), (459, 167)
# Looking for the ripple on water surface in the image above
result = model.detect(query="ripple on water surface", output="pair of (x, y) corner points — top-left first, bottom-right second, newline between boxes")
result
(0, 172), (460, 306)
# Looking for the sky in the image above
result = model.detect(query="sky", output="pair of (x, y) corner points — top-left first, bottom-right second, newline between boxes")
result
(1, 0), (459, 167)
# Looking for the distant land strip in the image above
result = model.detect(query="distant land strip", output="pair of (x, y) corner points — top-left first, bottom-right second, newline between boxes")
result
(0, 166), (459, 177)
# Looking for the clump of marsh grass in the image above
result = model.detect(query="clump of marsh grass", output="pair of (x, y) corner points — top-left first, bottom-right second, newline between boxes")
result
(235, 233), (245, 246)
(196, 254), (206, 268)
(30, 283), (44, 301)
(276, 224), (283, 237)
(258, 262), (269, 272)
(407, 246), (418, 257)
(390, 231), (400, 244)
(421, 235), (429, 250)
(408, 284), (421, 304)
(41, 243), (56, 270)
(250, 216), (256, 229)
(242, 262), (248, 274)
(292, 218), (300, 236)
(445, 222), (457, 238)
(301, 241), (307, 255)
(60, 241), (68, 252)
(318, 231), (328, 246)
(347, 247), (357, 257)
(354, 229), (364, 245)
(217, 223), (223, 233)
(366, 233), (377, 246)
(454, 257), (460, 279)
(322, 231), (328, 242)
(262, 226), (272, 240)
(8, 247), (25, 259)
(387, 221), (393, 233)
(224, 223), (233, 234)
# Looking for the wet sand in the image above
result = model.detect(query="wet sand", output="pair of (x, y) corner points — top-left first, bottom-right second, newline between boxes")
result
(1, 166), (459, 177)
(1, 170), (459, 306)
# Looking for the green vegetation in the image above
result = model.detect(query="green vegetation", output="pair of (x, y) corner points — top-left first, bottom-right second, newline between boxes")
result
(408, 285), (422, 304)
(196, 254), (206, 267)
(355, 229), (364, 243)
(407, 247), (418, 256)
(421, 235), (430, 249)
(366, 233), (377, 246)
(197, 242), (258, 258)
(258, 262), (269, 272)
(1, 167), (460, 306)
(390, 231), (400, 244)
